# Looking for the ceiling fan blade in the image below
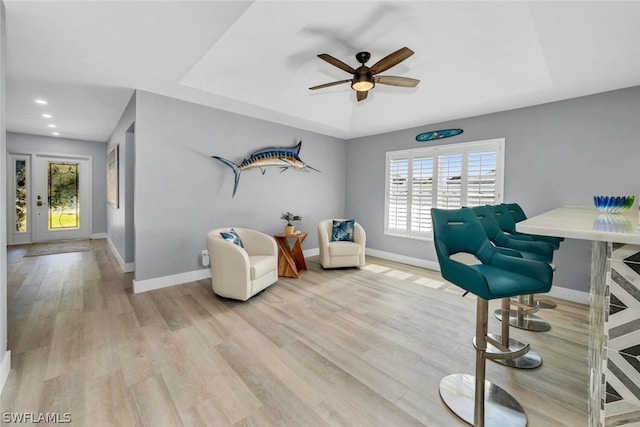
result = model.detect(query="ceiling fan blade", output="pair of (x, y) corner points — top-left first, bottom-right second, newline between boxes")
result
(375, 75), (420, 87)
(369, 47), (414, 75)
(356, 91), (368, 102)
(309, 79), (352, 90)
(317, 54), (356, 74)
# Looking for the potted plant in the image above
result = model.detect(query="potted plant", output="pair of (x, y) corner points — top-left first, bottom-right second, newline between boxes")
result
(281, 211), (302, 235)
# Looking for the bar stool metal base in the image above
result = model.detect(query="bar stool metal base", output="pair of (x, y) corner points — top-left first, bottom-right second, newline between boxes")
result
(485, 333), (542, 369)
(440, 374), (527, 426)
(494, 308), (551, 332)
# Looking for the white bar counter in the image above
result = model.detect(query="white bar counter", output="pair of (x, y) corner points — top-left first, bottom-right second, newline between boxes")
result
(517, 206), (640, 427)
(517, 205), (640, 245)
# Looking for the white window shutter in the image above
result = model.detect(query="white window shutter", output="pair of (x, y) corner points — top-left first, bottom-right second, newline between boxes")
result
(466, 149), (498, 207)
(411, 157), (433, 235)
(437, 152), (463, 209)
(385, 138), (504, 239)
(387, 158), (409, 233)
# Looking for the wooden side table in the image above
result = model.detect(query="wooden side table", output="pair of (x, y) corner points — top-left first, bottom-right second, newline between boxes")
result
(273, 232), (307, 278)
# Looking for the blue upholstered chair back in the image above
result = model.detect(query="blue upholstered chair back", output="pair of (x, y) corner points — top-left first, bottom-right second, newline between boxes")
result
(488, 204), (518, 234)
(431, 207), (498, 264)
(474, 205), (554, 261)
(499, 203), (564, 249)
(431, 207), (554, 300)
(471, 205), (512, 247)
(503, 203), (528, 223)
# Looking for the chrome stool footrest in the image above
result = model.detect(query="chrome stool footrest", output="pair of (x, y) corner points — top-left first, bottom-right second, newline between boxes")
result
(529, 292), (557, 309)
(486, 333), (542, 369)
(473, 334), (541, 369)
(509, 299), (540, 315)
(494, 308), (551, 332)
(439, 374), (527, 427)
(474, 335), (530, 360)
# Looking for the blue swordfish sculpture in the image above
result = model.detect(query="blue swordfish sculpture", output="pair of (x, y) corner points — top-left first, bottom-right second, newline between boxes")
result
(212, 141), (320, 197)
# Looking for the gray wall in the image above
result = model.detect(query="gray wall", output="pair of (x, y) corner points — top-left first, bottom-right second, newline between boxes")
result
(0, 0), (8, 378)
(6, 132), (108, 236)
(346, 86), (640, 292)
(106, 93), (136, 263)
(134, 91), (346, 282)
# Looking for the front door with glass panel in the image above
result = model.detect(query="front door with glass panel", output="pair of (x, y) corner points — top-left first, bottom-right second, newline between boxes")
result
(34, 155), (91, 242)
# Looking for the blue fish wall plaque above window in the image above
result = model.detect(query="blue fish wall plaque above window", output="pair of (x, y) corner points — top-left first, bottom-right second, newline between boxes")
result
(416, 128), (463, 142)
(212, 141), (319, 197)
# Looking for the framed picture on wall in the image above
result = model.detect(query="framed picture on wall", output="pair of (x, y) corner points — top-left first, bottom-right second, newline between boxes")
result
(107, 144), (119, 208)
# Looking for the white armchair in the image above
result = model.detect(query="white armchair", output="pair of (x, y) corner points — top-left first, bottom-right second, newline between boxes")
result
(317, 219), (366, 269)
(206, 228), (278, 301)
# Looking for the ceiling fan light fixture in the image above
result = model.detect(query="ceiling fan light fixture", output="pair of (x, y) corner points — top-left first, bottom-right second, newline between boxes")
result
(311, 47), (418, 101)
(351, 77), (374, 92)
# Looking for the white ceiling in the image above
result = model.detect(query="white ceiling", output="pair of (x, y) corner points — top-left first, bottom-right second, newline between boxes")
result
(4, 1), (640, 143)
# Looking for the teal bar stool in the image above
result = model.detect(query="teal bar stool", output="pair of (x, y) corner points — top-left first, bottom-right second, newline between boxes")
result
(502, 203), (564, 250)
(496, 203), (562, 309)
(472, 206), (554, 262)
(432, 208), (553, 427)
(431, 208), (553, 427)
(470, 206), (554, 367)
(473, 206), (554, 333)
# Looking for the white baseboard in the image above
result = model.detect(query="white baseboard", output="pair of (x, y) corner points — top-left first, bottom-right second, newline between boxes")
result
(546, 286), (589, 305)
(365, 248), (441, 271)
(106, 236), (135, 273)
(133, 268), (211, 294)
(0, 350), (11, 395)
(90, 233), (107, 239)
(121, 262), (135, 273)
(303, 248), (319, 258)
(306, 246), (440, 270)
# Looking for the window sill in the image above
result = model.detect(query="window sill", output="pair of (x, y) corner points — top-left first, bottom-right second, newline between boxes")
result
(384, 231), (433, 242)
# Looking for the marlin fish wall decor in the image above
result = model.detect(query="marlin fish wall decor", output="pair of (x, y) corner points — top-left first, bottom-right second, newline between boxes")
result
(212, 141), (319, 197)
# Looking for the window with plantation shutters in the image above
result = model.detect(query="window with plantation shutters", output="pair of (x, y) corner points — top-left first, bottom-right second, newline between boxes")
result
(437, 152), (462, 209)
(385, 138), (504, 239)
(467, 149), (498, 206)
(411, 157), (433, 235)
(387, 158), (409, 233)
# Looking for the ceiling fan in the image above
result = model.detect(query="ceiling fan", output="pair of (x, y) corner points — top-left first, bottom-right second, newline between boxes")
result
(309, 47), (420, 102)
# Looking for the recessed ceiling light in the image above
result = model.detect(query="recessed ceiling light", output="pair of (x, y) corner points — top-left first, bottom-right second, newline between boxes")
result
(48, 124), (57, 128)
(52, 132), (60, 136)
(35, 99), (48, 105)
(42, 113), (52, 119)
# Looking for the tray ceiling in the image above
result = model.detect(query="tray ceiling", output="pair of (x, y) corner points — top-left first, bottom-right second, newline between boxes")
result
(5, 1), (640, 142)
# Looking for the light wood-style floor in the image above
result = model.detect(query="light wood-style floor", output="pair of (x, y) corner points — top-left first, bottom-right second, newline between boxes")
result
(1, 239), (588, 426)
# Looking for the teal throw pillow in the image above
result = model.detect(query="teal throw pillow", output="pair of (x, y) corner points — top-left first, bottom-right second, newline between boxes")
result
(220, 229), (244, 248)
(331, 219), (355, 242)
